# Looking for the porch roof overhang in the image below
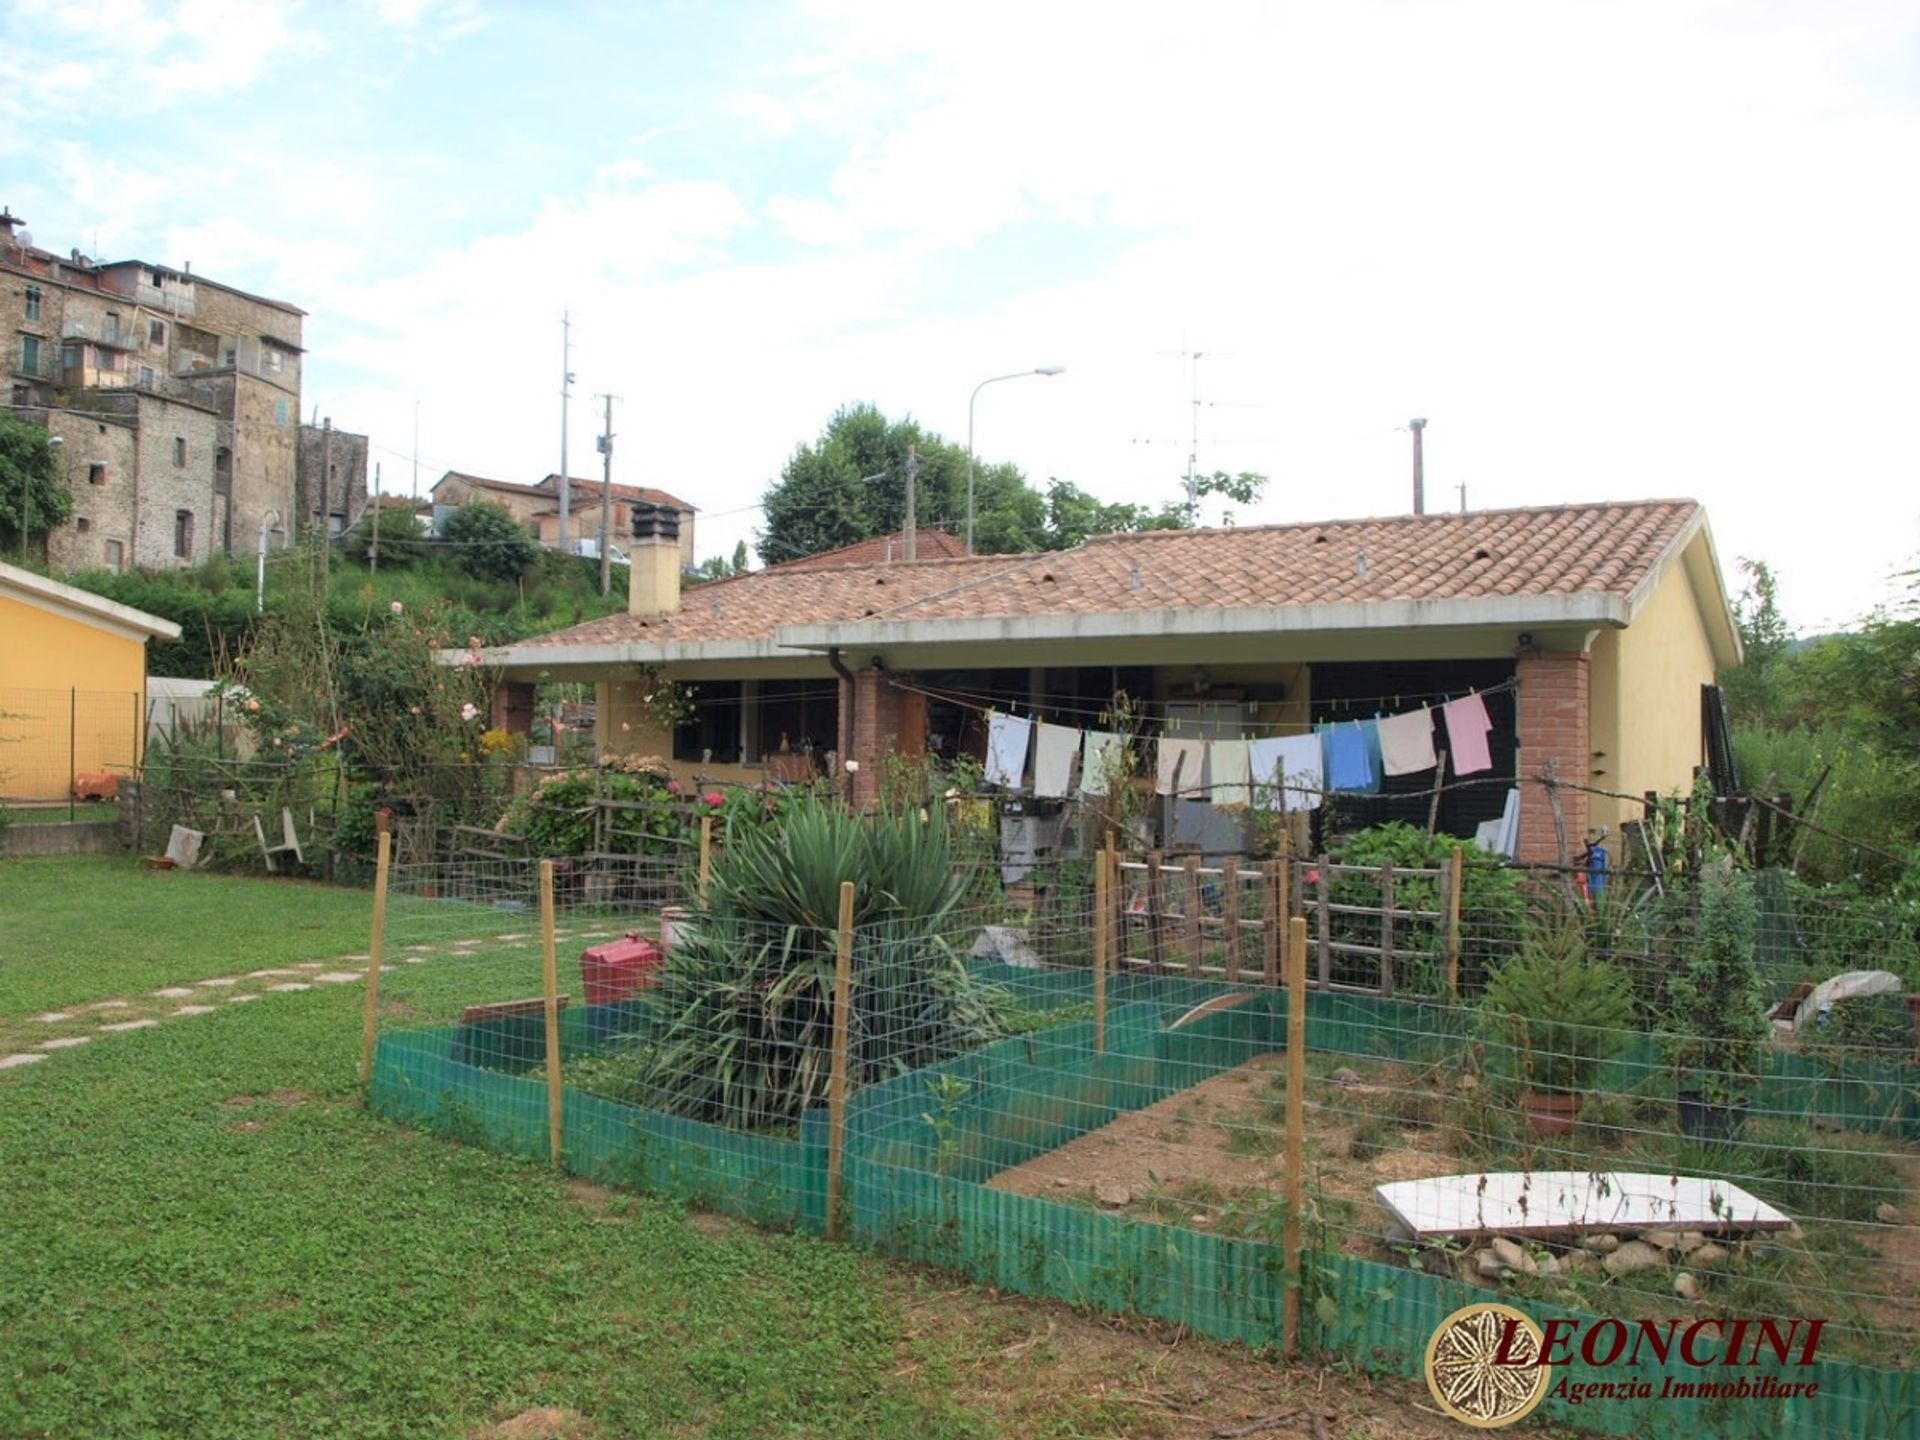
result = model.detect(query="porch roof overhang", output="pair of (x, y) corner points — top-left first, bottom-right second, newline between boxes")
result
(445, 636), (820, 682)
(775, 591), (1631, 660)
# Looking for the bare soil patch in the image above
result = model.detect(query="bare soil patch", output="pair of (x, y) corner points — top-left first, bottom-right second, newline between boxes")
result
(469, 1408), (595, 1440)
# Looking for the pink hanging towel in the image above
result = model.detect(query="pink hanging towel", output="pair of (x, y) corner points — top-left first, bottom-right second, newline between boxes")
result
(1442, 694), (1494, 775)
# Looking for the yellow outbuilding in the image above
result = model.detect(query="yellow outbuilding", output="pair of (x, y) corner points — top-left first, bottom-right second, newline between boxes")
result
(0, 561), (181, 802)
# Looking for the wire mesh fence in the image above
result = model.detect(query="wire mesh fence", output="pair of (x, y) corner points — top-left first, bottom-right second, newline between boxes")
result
(358, 805), (1920, 1438)
(0, 685), (143, 812)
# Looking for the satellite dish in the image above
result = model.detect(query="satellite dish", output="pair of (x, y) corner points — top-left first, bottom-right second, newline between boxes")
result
(17, 230), (32, 248)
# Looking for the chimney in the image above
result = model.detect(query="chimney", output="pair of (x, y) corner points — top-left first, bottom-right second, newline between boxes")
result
(628, 501), (682, 616)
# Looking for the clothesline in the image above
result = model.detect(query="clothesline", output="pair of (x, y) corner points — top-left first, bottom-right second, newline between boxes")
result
(971, 682), (1505, 812)
(889, 675), (1517, 735)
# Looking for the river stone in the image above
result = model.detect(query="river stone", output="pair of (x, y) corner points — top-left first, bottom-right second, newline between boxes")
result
(1673, 1271), (1701, 1302)
(1094, 1182), (1132, 1209)
(1604, 1240), (1665, 1277)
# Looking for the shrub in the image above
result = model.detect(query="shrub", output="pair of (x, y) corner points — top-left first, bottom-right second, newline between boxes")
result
(1329, 822), (1527, 991)
(1661, 865), (1772, 1105)
(441, 499), (540, 582)
(630, 797), (1001, 1129)
(1477, 925), (1634, 1094)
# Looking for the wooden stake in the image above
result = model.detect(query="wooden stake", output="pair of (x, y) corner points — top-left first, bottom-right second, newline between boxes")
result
(1146, 850), (1167, 973)
(1446, 845), (1464, 998)
(826, 879), (855, 1240)
(1222, 857), (1242, 983)
(357, 829), (391, 1087)
(1262, 858), (1281, 987)
(1378, 859), (1395, 997)
(540, 859), (564, 1169)
(1282, 915), (1309, 1355)
(698, 814), (713, 904)
(1093, 848), (1109, 1055)
(1183, 855), (1203, 975)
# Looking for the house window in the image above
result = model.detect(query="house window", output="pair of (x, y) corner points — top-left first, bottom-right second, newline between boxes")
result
(173, 509), (194, 558)
(104, 313), (119, 344)
(105, 540), (123, 572)
(138, 365), (154, 388)
(262, 345), (282, 374)
(749, 679), (838, 763)
(172, 436), (186, 466)
(149, 320), (166, 347)
(672, 681), (744, 763)
(96, 348), (120, 374)
(24, 286), (41, 322)
(21, 334), (40, 372)
(88, 463), (107, 486)
(274, 397), (288, 426)
(60, 340), (80, 371)
(76, 516), (90, 533)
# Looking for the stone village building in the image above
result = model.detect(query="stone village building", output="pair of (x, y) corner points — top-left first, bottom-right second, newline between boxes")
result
(2, 207), (366, 571)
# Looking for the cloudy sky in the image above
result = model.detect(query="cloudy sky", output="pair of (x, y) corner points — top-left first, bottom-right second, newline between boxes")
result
(3, 0), (1916, 629)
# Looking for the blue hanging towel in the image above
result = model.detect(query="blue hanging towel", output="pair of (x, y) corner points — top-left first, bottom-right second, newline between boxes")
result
(1319, 720), (1380, 794)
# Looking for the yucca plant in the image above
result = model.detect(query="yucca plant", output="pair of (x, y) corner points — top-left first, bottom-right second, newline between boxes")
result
(630, 797), (1000, 1129)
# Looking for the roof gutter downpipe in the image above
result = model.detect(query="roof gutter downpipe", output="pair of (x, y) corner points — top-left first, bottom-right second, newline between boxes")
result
(828, 646), (857, 805)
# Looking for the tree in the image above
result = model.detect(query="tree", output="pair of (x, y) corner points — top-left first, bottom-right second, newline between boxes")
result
(1717, 558), (1791, 725)
(0, 414), (73, 560)
(759, 404), (1267, 563)
(731, 539), (749, 573)
(341, 506), (429, 568)
(440, 499), (540, 583)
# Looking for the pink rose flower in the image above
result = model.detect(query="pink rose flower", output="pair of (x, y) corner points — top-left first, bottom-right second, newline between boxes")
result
(666, 780), (682, 796)
(389, 601), (404, 614)
(703, 791), (724, 807)
(460, 702), (480, 722)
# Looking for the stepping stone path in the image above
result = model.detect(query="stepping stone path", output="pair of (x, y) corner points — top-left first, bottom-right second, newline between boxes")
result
(1, 924), (538, 1074)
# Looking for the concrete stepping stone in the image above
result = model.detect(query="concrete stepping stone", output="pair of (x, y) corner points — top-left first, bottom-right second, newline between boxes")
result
(314, 972), (363, 984)
(227, 994), (261, 1004)
(35, 1012), (73, 1024)
(90, 1000), (131, 1010)
(152, 987), (196, 999)
(99, 1019), (160, 1033)
(173, 1005), (218, 1016)
(292, 963), (324, 971)
(265, 983), (312, 993)
(196, 976), (241, 987)
(402, 956), (427, 964)
(38, 1036), (91, 1050)
(1, 1052), (50, 1068)
(248, 969), (300, 978)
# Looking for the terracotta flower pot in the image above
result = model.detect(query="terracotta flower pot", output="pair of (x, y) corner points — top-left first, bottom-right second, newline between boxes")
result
(1521, 1090), (1581, 1137)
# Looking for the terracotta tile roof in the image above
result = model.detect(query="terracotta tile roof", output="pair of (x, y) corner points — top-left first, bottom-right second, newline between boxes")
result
(432, 471), (695, 513)
(866, 500), (1702, 622)
(534, 554), (1018, 648)
(773, 530), (968, 569)
(520, 500), (1703, 653)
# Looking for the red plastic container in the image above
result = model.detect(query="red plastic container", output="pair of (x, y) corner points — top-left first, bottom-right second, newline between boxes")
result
(580, 932), (662, 1006)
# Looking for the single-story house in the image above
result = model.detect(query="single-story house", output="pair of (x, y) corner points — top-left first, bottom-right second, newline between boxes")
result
(465, 501), (1740, 865)
(0, 561), (182, 800)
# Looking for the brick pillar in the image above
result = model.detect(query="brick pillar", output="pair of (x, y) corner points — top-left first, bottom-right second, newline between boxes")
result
(491, 680), (535, 735)
(1514, 649), (1590, 866)
(849, 668), (925, 807)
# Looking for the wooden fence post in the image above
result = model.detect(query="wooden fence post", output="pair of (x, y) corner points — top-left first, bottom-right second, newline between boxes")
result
(826, 879), (855, 1240)
(1093, 847), (1109, 1055)
(1378, 858), (1395, 997)
(357, 828), (391, 1086)
(1146, 850), (1167, 973)
(1446, 845), (1464, 998)
(1183, 855), (1203, 975)
(698, 814), (713, 904)
(1263, 857), (1281, 986)
(1222, 857), (1242, 983)
(1315, 856), (1332, 990)
(1282, 915), (1309, 1355)
(539, 859), (564, 1169)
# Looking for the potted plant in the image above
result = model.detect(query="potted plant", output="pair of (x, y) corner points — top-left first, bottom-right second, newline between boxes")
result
(1662, 864), (1770, 1141)
(1478, 929), (1635, 1136)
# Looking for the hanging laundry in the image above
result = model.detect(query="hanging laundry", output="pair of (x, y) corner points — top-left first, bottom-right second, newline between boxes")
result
(1443, 693), (1494, 775)
(1208, 739), (1252, 809)
(1321, 720), (1380, 794)
(1248, 735), (1288, 808)
(1156, 737), (1205, 797)
(1079, 731), (1125, 795)
(1031, 722), (1080, 799)
(1273, 732), (1324, 812)
(983, 711), (1032, 789)
(1376, 707), (1438, 777)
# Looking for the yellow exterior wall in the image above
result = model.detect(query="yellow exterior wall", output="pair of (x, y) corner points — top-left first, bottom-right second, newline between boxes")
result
(0, 592), (149, 799)
(1593, 560), (1718, 831)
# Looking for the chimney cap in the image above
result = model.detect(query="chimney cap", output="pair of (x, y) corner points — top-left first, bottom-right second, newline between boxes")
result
(630, 499), (681, 543)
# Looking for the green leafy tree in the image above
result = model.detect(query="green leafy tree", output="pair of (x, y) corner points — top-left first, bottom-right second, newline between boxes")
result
(731, 539), (749, 573)
(0, 414), (73, 559)
(440, 499), (540, 583)
(341, 506), (429, 568)
(1719, 557), (1791, 725)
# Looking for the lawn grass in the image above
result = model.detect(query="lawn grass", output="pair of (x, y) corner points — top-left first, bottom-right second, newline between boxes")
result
(0, 857), (377, 1013)
(0, 857), (1459, 1440)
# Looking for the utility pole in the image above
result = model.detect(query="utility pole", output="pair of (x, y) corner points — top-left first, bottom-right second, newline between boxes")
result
(903, 443), (918, 562)
(319, 416), (333, 578)
(1186, 352), (1203, 525)
(411, 399), (420, 500)
(558, 310), (573, 551)
(369, 461), (382, 572)
(596, 394), (618, 596)
(1455, 481), (1467, 514)
(1410, 417), (1428, 515)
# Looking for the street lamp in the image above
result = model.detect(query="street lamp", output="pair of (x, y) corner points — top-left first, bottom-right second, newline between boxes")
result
(256, 509), (285, 612)
(966, 365), (1065, 554)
